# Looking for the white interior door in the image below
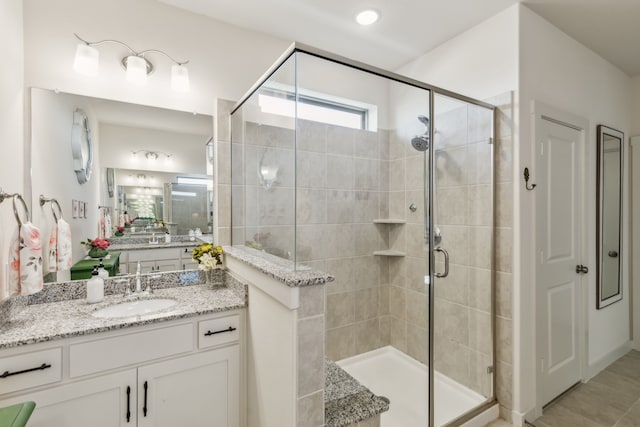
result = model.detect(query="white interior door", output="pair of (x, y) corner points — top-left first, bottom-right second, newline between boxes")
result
(536, 116), (584, 406)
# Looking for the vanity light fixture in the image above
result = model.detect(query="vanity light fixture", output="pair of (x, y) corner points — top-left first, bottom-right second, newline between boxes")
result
(131, 150), (173, 164)
(72, 33), (190, 92)
(355, 9), (380, 26)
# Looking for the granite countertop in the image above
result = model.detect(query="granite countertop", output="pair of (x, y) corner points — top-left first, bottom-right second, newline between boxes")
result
(325, 359), (390, 426)
(0, 270), (247, 349)
(223, 246), (334, 287)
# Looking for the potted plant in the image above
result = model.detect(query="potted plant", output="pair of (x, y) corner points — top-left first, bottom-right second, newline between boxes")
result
(81, 237), (110, 258)
(192, 244), (223, 284)
(114, 226), (125, 237)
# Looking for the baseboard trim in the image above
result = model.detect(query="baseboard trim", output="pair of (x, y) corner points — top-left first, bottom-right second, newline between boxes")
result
(513, 407), (538, 427)
(587, 340), (632, 380)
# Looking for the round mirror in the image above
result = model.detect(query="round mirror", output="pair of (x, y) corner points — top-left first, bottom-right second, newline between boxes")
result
(71, 108), (93, 184)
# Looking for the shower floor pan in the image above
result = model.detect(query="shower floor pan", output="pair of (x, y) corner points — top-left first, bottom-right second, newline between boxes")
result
(338, 346), (486, 427)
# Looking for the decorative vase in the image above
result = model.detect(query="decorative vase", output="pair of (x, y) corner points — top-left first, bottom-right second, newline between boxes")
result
(114, 231), (124, 237)
(88, 247), (109, 258)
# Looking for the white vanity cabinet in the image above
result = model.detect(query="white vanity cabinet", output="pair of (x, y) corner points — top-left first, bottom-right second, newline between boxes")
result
(0, 311), (243, 427)
(119, 246), (198, 274)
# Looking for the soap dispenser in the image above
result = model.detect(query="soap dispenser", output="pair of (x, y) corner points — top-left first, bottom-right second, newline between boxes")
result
(97, 259), (109, 279)
(87, 266), (104, 304)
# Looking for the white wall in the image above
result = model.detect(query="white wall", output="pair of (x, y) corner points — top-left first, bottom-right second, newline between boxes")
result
(0, 0), (24, 300)
(31, 89), (102, 267)
(23, 0), (290, 116)
(397, 5), (519, 101)
(631, 77), (640, 136)
(631, 136), (640, 351)
(518, 4), (632, 419)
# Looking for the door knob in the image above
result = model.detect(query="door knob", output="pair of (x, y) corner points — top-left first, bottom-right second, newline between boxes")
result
(608, 251), (619, 258)
(576, 265), (589, 274)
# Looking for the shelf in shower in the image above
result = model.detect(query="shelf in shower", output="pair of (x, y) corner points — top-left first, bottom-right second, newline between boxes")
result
(372, 219), (406, 224)
(373, 250), (406, 257)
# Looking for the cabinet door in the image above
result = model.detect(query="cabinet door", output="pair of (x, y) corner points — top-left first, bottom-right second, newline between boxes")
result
(155, 259), (181, 272)
(138, 345), (239, 427)
(0, 369), (136, 427)
(129, 261), (155, 274)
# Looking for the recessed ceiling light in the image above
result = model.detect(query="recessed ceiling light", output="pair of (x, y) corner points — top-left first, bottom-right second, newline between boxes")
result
(355, 9), (379, 26)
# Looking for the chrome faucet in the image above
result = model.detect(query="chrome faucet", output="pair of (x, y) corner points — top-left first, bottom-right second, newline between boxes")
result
(135, 261), (142, 293)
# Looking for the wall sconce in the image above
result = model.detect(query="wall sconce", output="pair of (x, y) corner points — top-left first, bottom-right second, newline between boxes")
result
(73, 33), (190, 92)
(131, 150), (173, 165)
(258, 153), (279, 190)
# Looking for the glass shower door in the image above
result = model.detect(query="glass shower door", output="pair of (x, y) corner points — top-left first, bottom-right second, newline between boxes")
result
(430, 93), (495, 426)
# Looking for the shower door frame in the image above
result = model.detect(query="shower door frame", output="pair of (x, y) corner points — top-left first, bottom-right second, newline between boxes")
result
(231, 42), (498, 427)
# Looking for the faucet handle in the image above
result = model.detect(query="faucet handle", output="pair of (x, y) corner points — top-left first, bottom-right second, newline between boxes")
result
(145, 274), (162, 294)
(115, 278), (131, 297)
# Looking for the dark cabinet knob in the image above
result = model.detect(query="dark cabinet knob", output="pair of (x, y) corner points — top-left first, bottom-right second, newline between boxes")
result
(608, 251), (619, 258)
(576, 265), (589, 274)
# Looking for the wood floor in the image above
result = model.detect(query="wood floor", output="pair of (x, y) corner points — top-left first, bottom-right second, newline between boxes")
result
(484, 350), (640, 427)
(534, 350), (640, 427)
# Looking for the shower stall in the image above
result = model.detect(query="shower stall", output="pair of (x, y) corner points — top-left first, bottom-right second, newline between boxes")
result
(230, 44), (495, 427)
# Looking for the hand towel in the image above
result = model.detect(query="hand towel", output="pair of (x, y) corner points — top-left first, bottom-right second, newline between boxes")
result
(104, 210), (112, 238)
(8, 222), (44, 296)
(56, 219), (73, 271)
(47, 221), (58, 272)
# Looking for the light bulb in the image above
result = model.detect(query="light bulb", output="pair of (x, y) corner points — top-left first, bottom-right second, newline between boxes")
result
(73, 43), (99, 76)
(355, 9), (380, 26)
(171, 64), (190, 92)
(125, 55), (148, 85)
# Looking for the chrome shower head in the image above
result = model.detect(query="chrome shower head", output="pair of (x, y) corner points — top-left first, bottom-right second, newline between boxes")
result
(417, 115), (429, 127)
(411, 134), (429, 151)
(411, 115), (430, 151)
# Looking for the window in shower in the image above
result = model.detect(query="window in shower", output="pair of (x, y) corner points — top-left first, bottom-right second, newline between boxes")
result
(257, 88), (373, 130)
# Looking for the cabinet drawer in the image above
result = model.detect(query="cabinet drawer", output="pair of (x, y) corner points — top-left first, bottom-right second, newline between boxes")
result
(70, 323), (193, 378)
(127, 248), (180, 262)
(198, 315), (240, 349)
(0, 347), (62, 395)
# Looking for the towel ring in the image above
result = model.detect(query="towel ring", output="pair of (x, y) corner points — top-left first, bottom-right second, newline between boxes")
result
(39, 195), (63, 222)
(51, 199), (63, 222)
(12, 194), (30, 225)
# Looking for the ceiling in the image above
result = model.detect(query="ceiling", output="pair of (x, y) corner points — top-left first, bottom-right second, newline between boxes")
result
(158, 0), (640, 76)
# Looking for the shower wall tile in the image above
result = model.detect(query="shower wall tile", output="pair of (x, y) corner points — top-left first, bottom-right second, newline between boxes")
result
(325, 224), (355, 258)
(405, 155), (424, 191)
(468, 104), (493, 144)
(389, 286), (406, 320)
(467, 184), (491, 226)
(216, 99), (234, 142)
(496, 227), (513, 273)
(439, 186), (468, 225)
(297, 390), (324, 427)
(436, 146), (467, 188)
(390, 316), (407, 353)
(297, 315), (325, 397)
(354, 224), (379, 256)
(354, 130), (379, 159)
(434, 334), (471, 386)
(378, 287), (390, 315)
(353, 256), (379, 289)
(355, 158), (379, 190)
(434, 263), (468, 305)
(468, 267), (492, 314)
(327, 125), (356, 156)
(327, 292), (355, 329)
(326, 325), (356, 361)
(355, 318), (382, 354)
(406, 290), (428, 326)
(405, 190), (423, 224)
(407, 323), (429, 365)
(217, 141), (231, 185)
(388, 159), (405, 191)
(326, 258), (354, 295)
(327, 155), (354, 190)
(378, 130), (391, 161)
(353, 191), (380, 224)
(327, 190), (354, 224)
(298, 119), (327, 153)
(469, 309), (493, 355)
(405, 256), (428, 294)
(435, 300), (469, 346)
(496, 316), (513, 365)
(496, 272), (513, 319)
(388, 191), (406, 221)
(297, 151), (327, 189)
(297, 189), (326, 225)
(355, 288), (379, 321)
(434, 104), (468, 149)
(496, 182), (513, 228)
(495, 138), (513, 184)
(469, 350), (493, 398)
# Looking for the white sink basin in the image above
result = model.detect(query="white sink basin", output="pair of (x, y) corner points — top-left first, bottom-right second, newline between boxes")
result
(92, 299), (177, 318)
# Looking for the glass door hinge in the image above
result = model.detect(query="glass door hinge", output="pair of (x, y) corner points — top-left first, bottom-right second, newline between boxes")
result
(487, 366), (494, 374)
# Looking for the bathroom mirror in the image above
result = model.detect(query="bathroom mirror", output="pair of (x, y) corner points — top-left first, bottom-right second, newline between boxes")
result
(29, 88), (213, 281)
(596, 125), (624, 309)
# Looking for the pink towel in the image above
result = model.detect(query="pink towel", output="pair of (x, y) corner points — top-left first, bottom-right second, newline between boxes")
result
(8, 222), (44, 296)
(47, 219), (72, 272)
(56, 219), (72, 271)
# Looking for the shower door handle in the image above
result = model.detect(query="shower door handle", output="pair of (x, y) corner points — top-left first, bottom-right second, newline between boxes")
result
(434, 247), (449, 278)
